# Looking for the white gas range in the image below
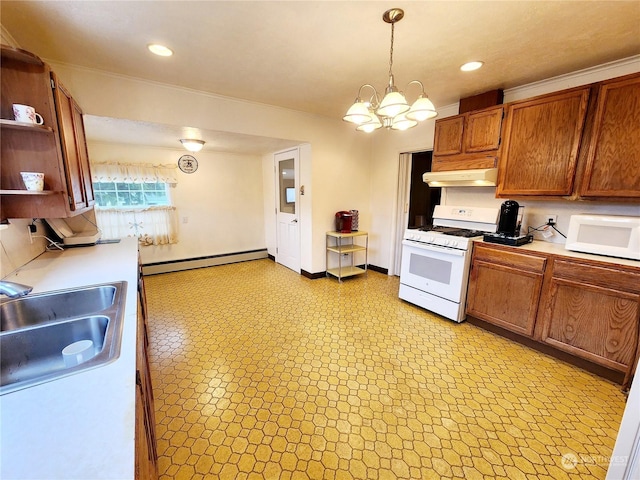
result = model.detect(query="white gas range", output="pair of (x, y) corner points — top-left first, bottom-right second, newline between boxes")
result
(399, 205), (499, 322)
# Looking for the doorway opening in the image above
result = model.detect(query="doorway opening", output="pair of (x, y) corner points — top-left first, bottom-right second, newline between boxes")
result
(408, 151), (441, 229)
(392, 150), (442, 276)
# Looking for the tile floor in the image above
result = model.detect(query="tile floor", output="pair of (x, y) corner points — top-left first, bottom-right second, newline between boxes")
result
(144, 259), (627, 480)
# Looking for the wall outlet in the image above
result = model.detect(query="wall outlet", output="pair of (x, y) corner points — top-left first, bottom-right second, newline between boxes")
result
(545, 214), (558, 225)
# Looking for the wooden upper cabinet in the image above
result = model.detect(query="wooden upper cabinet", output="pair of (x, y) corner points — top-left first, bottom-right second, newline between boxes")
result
(52, 73), (95, 211)
(433, 105), (503, 172)
(579, 74), (640, 198)
(497, 87), (590, 197)
(464, 107), (503, 152)
(0, 45), (94, 220)
(433, 116), (464, 156)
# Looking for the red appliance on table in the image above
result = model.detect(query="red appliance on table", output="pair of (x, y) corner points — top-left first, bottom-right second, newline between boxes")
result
(335, 211), (353, 233)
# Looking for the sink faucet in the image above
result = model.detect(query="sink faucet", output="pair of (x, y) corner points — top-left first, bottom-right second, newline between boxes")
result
(0, 281), (33, 298)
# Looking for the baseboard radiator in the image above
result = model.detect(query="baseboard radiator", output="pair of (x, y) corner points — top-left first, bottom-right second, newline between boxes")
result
(142, 249), (269, 275)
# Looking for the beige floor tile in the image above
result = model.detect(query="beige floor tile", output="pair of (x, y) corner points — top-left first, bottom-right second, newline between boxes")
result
(145, 260), (626, 479)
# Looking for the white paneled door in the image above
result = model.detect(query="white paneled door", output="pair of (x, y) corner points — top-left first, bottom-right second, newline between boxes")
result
(275, 149), (300, 273)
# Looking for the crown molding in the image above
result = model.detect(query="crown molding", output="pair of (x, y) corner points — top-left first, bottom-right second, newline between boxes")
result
(504, 55), (640, 102)
(0, 24), (19, 48)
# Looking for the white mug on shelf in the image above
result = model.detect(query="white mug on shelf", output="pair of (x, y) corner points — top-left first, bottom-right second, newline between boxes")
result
(20, 172), (45, 191)
(12, 104), (44, 125)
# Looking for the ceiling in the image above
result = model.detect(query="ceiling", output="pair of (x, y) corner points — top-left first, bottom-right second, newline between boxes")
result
(2, 1), (639, 153)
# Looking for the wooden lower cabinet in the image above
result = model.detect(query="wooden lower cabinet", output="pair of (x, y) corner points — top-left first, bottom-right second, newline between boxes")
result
(135, 290), (158, 480)
(467, 245), (546, 336)
(538, 260), (640, 373)
(467, 243), (640, 386)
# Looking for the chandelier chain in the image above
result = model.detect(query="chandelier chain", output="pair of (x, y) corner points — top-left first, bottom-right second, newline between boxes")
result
(388, 22), (395, 79)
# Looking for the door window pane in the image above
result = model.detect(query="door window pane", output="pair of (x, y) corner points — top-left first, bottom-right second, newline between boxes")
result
(279, 158), (295, 214)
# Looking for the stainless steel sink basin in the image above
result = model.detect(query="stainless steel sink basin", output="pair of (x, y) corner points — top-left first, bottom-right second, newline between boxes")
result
(1, 284), (118, 332)
(0, 282), (127, 395)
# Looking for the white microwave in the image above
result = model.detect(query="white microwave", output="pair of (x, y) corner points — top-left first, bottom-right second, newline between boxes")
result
(565, 214), (640, 261)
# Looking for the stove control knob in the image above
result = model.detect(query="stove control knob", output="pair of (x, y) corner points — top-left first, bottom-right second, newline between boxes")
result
(444, 239), (450, 246)
(428, 237), (434, 243)
(451, 240), (458, 247)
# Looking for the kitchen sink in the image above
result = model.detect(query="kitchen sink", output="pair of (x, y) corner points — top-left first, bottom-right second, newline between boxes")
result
(1, 284), (118, 332)
(0, 282), (127, 395)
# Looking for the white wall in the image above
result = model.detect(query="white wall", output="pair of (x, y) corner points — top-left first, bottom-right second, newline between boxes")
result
(88, 142), (266, 265)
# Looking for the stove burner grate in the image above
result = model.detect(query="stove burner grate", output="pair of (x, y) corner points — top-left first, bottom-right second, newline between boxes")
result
(418, 226), (484, 238)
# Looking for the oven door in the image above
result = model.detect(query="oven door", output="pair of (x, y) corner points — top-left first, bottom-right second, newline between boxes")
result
(400, 240), (470, 303)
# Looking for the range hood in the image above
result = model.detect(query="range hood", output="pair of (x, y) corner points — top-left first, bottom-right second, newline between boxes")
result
(422, 168), (498, 187)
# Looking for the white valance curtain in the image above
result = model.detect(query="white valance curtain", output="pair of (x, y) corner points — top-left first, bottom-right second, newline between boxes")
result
(94, 206), (178, 246)
(91, 161), (178, 184)
(91, 161), (179, 246)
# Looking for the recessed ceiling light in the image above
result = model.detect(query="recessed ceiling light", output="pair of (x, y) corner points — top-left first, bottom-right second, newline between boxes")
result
(460, 61), (484, 72)
(147, 44), (173, 57)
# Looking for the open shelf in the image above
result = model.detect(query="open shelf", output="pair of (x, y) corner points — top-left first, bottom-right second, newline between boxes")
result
(0, 119), (53, 132)
(326, 231), (368, 282)
(326, 245), (367, 255)
(0, 189), (57, 196)
(326, 266), (366, 279)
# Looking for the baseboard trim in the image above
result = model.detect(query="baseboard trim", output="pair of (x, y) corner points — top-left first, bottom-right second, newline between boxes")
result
(302, 270), (325, 279)
(368, 264), (388, 275)
(142, 249), (269, 275)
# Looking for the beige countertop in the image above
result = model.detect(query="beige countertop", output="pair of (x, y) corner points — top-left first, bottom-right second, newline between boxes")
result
(0, 238), (139, 480)
(477, 238), (640, 269)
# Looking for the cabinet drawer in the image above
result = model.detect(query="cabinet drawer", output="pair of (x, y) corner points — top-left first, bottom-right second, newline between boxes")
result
(473, 244), (546, 272)
(552, 260), (640, 294)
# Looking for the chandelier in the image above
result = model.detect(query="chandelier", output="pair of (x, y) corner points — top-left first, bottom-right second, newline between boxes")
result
(343, 8), (437, 132)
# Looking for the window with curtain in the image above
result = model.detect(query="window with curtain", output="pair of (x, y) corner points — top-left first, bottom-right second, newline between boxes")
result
(91, 161), (179, 246)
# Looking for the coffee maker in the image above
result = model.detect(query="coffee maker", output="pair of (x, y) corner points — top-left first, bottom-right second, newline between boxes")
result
(483, 200), (533, 246)
(335, 211), (353, 233)
(497, 200), (522, 236)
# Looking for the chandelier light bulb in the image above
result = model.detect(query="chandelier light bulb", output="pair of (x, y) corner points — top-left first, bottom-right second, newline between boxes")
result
(406, 96), (437, 121)
(356, 113), (383, 133)
(390, 113), (418, 131)
(343, 100), (373, 125)
(376, 90), (410, 118)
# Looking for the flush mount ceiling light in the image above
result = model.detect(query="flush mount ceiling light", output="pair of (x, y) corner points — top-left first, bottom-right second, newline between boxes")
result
(343, 8), (437, 133)
(147, 44), (174, 57)
(180, 139), (205, 152)
(460, 61), (484, 72)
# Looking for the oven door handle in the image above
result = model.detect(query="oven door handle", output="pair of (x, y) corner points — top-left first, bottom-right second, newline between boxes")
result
(402, 240), (466, 257)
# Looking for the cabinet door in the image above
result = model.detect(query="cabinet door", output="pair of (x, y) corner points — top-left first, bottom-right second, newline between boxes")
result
(463, 106), (503, 153)
(71, 99), (95, 207)
(466, 246), (546, 337)
(580, 74), (640, 198)
(135, 306), (158, 480)
(52, 75), (92, 211)
(539, 260), (640, 372)
(433, 116), (464, 156)
(467, 260), (544, 336)
(497, 87), (590, 196)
